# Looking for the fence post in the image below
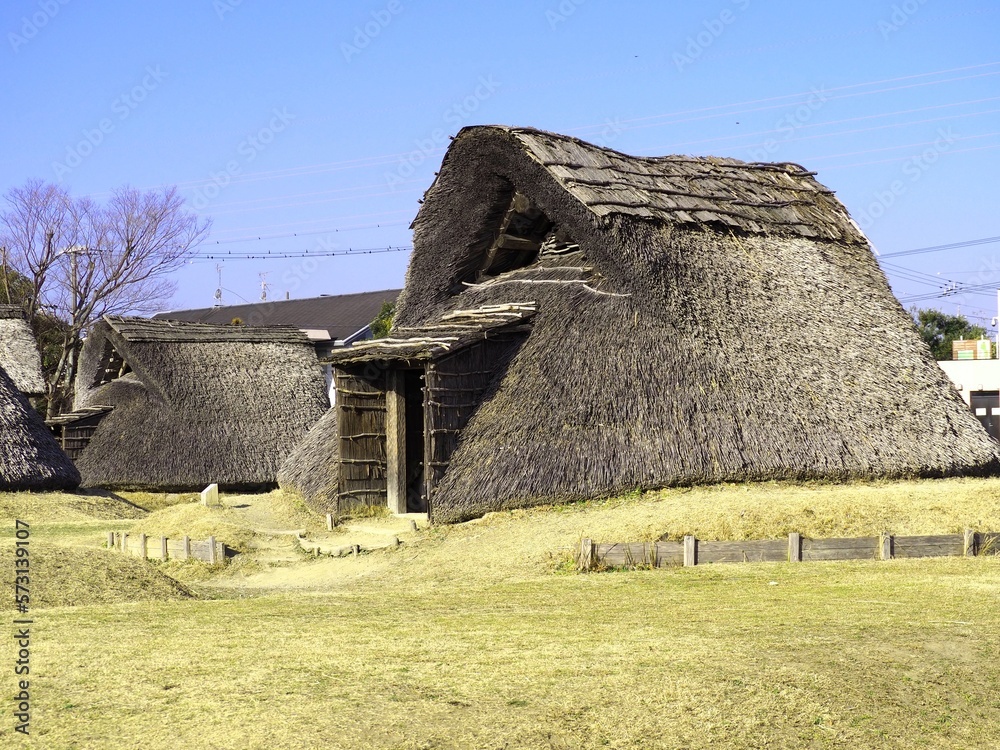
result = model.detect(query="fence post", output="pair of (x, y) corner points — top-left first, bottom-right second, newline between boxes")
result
(182, 536), (191, 561)
(578, 538), (594, 571)
(326, 513), (334, 531)
(879, 532), (892, 561)
(963, 528), (976, 557)
(121, 532), (128, 554)
(683, 535), (697, 567)
(160, 536), (168, 561)
(138, 533), (147, 560)
(107, 531), (114, 549)
(208, 535), (217, 564)
(788, 532), (802, 562)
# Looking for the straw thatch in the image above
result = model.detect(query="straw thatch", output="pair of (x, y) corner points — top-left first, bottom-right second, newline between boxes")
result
(281, 125), (1000, 523)
(0, 364), (80, 491)
(72, 316), (329, 491)
(0, 305), (46, 396)
(277, 407), (340, 513)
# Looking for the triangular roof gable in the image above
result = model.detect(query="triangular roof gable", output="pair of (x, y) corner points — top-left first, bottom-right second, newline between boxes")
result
(81, 316), (314, 405)
(396, 126), (867, 326)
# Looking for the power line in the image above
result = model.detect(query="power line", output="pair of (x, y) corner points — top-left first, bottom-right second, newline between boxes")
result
(879, 235), (1000, 259)
(191, 245), (412, 262)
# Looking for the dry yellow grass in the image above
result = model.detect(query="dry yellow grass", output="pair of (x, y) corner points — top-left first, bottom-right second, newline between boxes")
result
(3, 478), (1000, 748)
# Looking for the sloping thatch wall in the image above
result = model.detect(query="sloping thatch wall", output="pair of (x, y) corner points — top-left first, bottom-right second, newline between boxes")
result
(0, 365), (80, 491)
(285, 125), (1000, 523)
(277, 407), (340, 513)
(73, 317), (329, 491)
(0, 305), (46, 396)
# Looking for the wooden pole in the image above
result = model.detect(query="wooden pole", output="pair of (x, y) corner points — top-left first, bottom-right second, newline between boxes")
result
(879, 532), (892, 561)
(208, 535), (217, 564)
(683, 535), (697, 567)
(160, 536), (168, 561)
(121, 532), (128, 554)
(579, 538), (594, 571)
(788, 532), (801, 562)
(964, 528), (976, 557)
(182, 535), (191, 561)
(138, 533), (147, 560)
(107, 531), (114, 549)
(326, 513), (334, 531)
(385, 368), (408, 515)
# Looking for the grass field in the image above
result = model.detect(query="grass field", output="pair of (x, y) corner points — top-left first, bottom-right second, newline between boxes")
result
(3, 478), (1000, 748)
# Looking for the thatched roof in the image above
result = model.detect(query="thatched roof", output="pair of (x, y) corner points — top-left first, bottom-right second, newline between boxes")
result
(0, 305), (46, 396)
(276, 408), (340, 513)
(0, 364), (80, 491)
(72, 315), (329, 491)
(283, 125), (1000, 523)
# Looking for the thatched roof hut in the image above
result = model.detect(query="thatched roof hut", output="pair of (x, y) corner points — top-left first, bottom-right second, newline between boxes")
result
(0, 305), (46, 396)
(280, 125), (1000, 523)
(0, 306), (80, 491)
(69, 316), (329, 490)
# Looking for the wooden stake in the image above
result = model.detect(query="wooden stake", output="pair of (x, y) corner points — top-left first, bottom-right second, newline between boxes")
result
(579, 538), (594, 571)
(160, 536), (168, 561)
(107, 531), (114, 549)
(138, 533), (147, 560)
(208, 535), (217, 564)
(880, 532), (892, 561)
(683, 535), (697, 567)
(182, 535), (191, 561)
(964, 528), (976, 557)
(788, 532), (801, 562)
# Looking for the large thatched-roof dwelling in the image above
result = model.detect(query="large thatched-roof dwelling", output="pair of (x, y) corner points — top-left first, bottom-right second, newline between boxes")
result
(66, 316), (329, 490)
(280, 125), (1000, 523)
(0, 306), (80, 491)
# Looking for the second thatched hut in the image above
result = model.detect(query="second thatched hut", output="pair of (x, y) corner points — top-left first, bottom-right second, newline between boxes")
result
(65, 316), (329, 491)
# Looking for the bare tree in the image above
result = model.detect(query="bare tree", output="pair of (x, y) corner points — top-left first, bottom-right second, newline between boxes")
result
(0, 181), (210, 415)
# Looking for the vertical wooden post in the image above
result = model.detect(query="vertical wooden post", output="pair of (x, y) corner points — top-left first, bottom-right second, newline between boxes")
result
(326, 513), (334, 531)
(160, 536), (168, 560)
(208, 535), (217, 564)
(138, 533), (147, 560)
(385, 368), (408, 515)
(788, 532), (801, 562)
(964, 528), (977, 557)
(107, 531), (114, 549)
(182, 535), (191, 561)
(121, 532), (128, 554)
(579, 538), (595, 571)
(879, 532), (892, 561)
(683, 535), (697, 567)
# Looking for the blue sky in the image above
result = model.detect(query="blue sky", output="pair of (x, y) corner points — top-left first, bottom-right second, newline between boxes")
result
(2, 1), (999, 324)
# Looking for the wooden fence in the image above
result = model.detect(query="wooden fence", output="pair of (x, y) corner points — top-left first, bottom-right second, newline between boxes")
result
(578, 530), (1000, 571)
(107, 531), (228, 565)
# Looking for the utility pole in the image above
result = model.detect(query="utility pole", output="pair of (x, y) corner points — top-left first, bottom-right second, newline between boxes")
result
(214, 264), (224, 306)
(993, 289), (1000, 359)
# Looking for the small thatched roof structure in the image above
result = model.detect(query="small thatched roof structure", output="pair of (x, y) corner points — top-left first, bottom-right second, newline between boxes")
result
(71, 316), (329, 491)
(281, 125), (1000, 523)
(0, 305), (45, 396)
(0, 303), (78, 489)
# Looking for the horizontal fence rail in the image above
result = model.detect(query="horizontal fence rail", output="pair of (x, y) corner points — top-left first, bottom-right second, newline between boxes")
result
(578, 531), (1000, 571)
(106, 531), (229, 565)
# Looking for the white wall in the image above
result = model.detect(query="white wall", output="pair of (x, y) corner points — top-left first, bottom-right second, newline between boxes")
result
(936, 359), (1000, 405)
